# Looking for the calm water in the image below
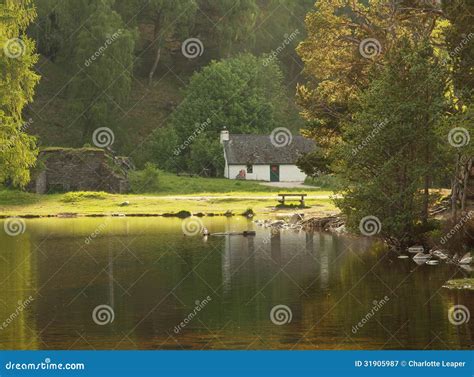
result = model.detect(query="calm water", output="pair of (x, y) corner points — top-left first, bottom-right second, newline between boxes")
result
(0, 217), (472, 350)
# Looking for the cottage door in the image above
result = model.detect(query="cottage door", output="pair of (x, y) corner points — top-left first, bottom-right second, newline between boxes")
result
(270, 165), (280, 182)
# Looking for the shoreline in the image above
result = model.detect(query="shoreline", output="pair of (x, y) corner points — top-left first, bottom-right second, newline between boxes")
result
(0, 190), (337, 218)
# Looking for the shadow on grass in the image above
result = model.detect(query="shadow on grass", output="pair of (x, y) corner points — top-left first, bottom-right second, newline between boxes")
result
(275, 203), (310, 210)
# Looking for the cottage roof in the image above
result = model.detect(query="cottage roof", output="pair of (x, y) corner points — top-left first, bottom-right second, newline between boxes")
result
(223, 134), (315, 165)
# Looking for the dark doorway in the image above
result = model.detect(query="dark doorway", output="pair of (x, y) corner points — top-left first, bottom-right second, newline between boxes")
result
(270, 165), (279, 182)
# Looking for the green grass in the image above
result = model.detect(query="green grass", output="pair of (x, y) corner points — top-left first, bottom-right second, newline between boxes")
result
(154, 172), (324, 194)
(304, 174), (342, 190)
(60, 191), (110, 202)
(0, 174), (336, 216)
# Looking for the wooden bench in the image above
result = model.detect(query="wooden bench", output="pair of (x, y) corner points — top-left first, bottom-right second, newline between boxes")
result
(278, 193), (307, 206)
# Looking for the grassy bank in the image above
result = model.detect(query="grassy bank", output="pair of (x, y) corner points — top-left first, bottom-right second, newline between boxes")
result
(145, 172), (329, 194)
(0, 175), (336, 217)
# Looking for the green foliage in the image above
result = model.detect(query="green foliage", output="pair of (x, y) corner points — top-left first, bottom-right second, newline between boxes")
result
(188, 135), (224, 177)
(296, 149), (331, 178)
(143, 126), (180, 171)
(66, 1), (137, 142)
(443, 0), (474, 100)
(296, 0), (443, 146)
(197, 0), (258, 56)
(334, 41), (448, 244)
(129, 163), (161, 193)
(0, 188), (40, 206)
(304, 174), (342, 190)
(128, 0), (198, 83)
(61, 191), (109, 202)
(162, 53), (287, 175)
(0, 0), (39, 187)
(25, 1), (312, 156)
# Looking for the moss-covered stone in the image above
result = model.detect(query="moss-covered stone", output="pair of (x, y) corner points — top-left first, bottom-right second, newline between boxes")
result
(28, 148), (130, 194)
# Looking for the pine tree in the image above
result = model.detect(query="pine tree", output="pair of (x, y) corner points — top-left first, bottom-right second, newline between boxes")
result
(335, 41), (447, 244)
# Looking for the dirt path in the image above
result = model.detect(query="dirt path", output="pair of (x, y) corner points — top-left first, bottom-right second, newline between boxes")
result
(137, 194), (336, 201)
(259, 182), (316, 189)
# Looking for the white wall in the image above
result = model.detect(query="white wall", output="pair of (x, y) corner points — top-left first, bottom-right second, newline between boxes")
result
(226, 164), (270, 181)
(225, 164), (306, 182)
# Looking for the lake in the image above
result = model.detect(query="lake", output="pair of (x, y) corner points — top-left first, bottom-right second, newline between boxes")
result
(0, 217), (472, 350)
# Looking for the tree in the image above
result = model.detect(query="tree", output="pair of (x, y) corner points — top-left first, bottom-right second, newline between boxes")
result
(0, 0), (39, 187)
(28, 0), (63, 61)
(296, 0), (443, 145)
(66, 0), (137, 142)
(443, 0), (474, 102)
(334, 40), (447, 245)
(140, 0), (198, 84)
(296, 148), (331, 178)
(197, 0), (258, 57)
(153, 54), (287, 175)
(253, 0), (313, 78)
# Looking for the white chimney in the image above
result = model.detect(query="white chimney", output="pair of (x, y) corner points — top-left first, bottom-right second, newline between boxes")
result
(220, 127), (229, 144)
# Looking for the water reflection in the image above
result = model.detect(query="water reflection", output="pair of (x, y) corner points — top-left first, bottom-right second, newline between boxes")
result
(0, 217), (472, 350)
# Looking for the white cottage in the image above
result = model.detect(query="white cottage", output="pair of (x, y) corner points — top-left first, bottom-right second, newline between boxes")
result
(220, 129), (315, 182)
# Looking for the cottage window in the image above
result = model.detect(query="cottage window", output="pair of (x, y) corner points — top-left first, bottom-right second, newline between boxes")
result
(246, 164), (253, 174)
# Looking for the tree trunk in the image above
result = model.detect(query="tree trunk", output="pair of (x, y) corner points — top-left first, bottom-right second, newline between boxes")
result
(451, 154), (461, 221)
(461, 157), (472, 212)
(148, 18), (162, 85)
(422, 174), (430, 225)
(148, 42), (162, 85)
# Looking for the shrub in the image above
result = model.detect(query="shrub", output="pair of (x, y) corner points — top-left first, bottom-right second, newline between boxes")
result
(61, 191), (109, 202)
(129, 163), (160, 193)
(304, 174), (341, 189)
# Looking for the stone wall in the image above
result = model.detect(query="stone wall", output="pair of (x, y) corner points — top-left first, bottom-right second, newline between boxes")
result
(28, 148), (130, 194)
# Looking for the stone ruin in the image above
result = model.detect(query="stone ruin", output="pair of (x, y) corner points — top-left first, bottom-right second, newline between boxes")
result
(28, 147), (133, 194)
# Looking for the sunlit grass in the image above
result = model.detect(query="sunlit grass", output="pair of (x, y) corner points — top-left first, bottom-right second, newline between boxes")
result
(0, 175), (337, 216)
